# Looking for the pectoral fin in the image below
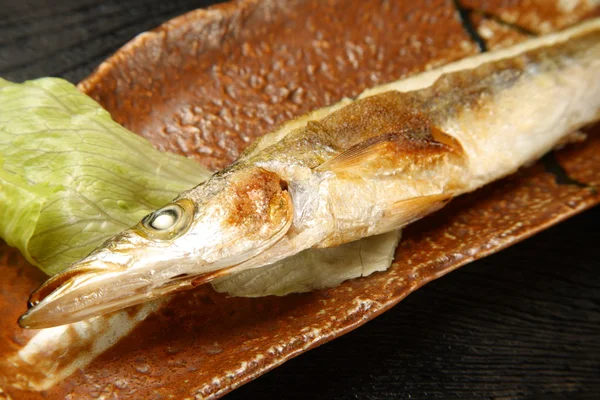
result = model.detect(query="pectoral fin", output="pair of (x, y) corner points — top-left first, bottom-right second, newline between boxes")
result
(316, 126), (463, 180)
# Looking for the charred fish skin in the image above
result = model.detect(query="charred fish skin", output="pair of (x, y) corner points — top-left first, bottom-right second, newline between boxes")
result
(19, 19), (600, 329)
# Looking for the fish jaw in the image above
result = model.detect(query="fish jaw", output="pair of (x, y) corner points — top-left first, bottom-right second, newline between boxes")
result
(19, 167), (295, 329)
(18, 242), (198, 329)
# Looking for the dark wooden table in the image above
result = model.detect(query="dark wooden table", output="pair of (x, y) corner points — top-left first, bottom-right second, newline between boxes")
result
(0, 1), (598, 398)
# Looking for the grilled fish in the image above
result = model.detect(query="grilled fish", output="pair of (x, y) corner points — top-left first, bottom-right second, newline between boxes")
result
(19, 18), (600, 329)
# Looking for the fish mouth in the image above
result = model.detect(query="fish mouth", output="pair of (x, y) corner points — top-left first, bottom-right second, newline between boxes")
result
(26, 263), (120, 309)
(17, 238), (291, 330)
(18, 261), (129, 329)
(17, 259), (242, 330)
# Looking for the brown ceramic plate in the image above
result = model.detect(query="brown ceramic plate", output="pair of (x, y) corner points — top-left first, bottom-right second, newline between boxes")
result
(1, 0), (599, 398)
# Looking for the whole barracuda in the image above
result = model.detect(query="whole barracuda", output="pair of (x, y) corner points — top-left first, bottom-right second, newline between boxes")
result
(19, 18), (600, 329)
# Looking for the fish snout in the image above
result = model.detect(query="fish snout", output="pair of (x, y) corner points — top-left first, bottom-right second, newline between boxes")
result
(18, 260), (127, 329)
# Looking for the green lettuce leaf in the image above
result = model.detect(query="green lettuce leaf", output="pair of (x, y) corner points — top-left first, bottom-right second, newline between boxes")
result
(0, 78), (212, 275)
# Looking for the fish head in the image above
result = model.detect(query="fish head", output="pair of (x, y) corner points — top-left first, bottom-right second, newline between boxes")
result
(19, 167), (294, 329)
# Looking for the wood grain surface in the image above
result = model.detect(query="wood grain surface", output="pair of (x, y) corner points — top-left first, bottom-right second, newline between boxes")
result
(0, 1), (598, 399)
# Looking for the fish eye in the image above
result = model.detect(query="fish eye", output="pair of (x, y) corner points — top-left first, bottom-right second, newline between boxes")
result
(140, 200), (194, 240)
(143, 206), (181, 231)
